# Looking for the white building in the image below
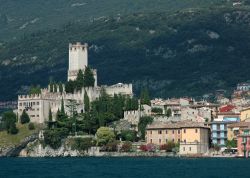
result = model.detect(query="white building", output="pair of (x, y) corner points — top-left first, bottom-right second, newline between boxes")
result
(18, 42), (133, 123)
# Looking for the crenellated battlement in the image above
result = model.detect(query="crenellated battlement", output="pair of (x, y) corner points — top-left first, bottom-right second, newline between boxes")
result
(18, 94), (42, 100)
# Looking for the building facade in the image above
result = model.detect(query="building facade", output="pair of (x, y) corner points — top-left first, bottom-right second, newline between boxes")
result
(146, 121), (209, 155)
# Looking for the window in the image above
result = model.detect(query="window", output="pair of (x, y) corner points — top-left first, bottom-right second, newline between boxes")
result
(189, 147), (191, 151)
(166, 139), (168, 143)
(37, 108), (39, 111)
(37, 115), (39, 117)
(184, 139), (186, 143)
(33, 102), (35, 105)
(195, 129), (198, 133)
(150, 139), (152, 143)
(172, 139), (174, 142)
(166, 130), (168, 134)
(183, 147), (185, 151)
(172, 130), (174, 134)
(150, 131), (152, 134)
(37, 102), (39, 105)
(178, 130), (180, 134)
(19, 103), (22, 106)
(159, 139), (161, 144)
(158, 130), (162, 134)
(184, 129), (186, 133)
(178, 139), (180, 143)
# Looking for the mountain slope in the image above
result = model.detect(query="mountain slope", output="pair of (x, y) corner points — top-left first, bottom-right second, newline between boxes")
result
(1, 6), (250, 100)
(0, 0), (226, 41)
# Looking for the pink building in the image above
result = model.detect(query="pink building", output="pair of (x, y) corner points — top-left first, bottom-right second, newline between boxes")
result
(237, 128), (250, 157)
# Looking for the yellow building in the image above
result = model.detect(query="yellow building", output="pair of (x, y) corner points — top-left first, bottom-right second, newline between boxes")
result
(146, 121), (209, 155)
(227, 122), (250, 141)
(240, 108), (250, 121)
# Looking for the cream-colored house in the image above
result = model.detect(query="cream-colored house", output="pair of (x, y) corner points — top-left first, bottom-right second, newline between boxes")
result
(146, 121), (209, 155)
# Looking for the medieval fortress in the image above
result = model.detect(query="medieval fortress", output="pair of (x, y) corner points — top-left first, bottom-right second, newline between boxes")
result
(17, 42), (133, 123)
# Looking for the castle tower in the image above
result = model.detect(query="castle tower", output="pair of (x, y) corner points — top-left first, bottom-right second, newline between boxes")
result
(68, 42), (88, 81)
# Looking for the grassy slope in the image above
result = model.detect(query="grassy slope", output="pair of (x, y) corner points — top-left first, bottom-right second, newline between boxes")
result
(0, 123), (42, 147)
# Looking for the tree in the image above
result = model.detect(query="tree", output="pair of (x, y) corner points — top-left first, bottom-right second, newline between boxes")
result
(140, 88), (151, 105)
(166, 108), (172, 117)
(1, 111), (18, 134)
(28, 122), (35, 130)
(71, 137), (94, 152)
(151, 107), (163, 114)
(83, 66), (95, 87)
(49, 107), (53, 122)
(20, 110), (30, 124)
(59, 82), (63, 93)
(121, 130), (137, 142)
(76, 69), (84, 90)
(29, 85), (41, 95)
(96, 127), (115, 146)
(43, 128), (69, 149)
(61, 98), (65, 115)
(226, 140), (237, 149)
(65, 80), (76, 93)
(66, 99), (79, 134)
(138, 116), (153, 139)
(84, 90), (90, 112)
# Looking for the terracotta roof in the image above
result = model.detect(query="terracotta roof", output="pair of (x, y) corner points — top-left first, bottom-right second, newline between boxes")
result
(147, 120), (209, 130)
(219, 105), (235, 113)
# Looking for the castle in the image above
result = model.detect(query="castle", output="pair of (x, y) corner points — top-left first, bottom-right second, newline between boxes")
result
(17, 42), (133, 123)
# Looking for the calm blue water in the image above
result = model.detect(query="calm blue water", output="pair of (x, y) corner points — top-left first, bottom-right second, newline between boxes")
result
(0, 157), (249, 178)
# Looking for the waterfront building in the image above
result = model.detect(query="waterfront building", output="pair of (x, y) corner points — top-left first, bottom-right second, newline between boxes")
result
(240, 107), (250, 121)
(237, 126), (250, 157)
(17, 42), (133, 123)
(146, 121), (209, 155)
(210, 114), (240, 146)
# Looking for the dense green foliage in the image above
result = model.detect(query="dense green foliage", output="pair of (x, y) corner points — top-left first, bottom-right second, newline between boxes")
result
(2, 4), (250, 100)
(120, 130), (137, 142)
(96, 127), (115, 146)
(83, 67), (95, 87)
(1, 111), (18, 134)
(71, 137), (95, 152)
(138, 116), (154, 139)
(20, 110), (30, 124)
(84, 90), (90, 112)
(28, 122), (35, 130)
(151, 107), (163, 114)
(226, 139), (237, 148)
(29, 85), (41, 95)
(43, 128), (69, 149)
(0, 0), (226, 40)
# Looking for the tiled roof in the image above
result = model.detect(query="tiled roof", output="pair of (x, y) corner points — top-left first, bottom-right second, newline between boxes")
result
(219, 105), (235, 113)
(147, 120), (209, 130)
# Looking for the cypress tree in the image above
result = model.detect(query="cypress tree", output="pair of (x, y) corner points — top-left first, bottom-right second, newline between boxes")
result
(20, 110), (30, 124)
(76, 69), (84, 90)
(140, 88), (151, 105)
(84, 90), (90, 112)
(61, 98), (65, 115)
(59, 82), (63, 93)
(49, 107), (53, 122)
(83, 66), (95, 87)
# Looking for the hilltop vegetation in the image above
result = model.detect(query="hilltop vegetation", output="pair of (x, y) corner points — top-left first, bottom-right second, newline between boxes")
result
(0, 0), (226, 40)
(0, 1), (250, 99)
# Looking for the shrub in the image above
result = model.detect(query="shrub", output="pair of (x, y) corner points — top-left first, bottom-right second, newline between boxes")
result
(43, 128), (69, 149)
(160, 142), (176, 152)
(20, 110), (30, 124)
(121, 130), (137, 142)
(104, 141), (119, 152)
(28, 123), (35, 130)
(146, 144), (157, 152)
(139, 145), (147, 152)
(71, 137), (94, 151)
(151, 107), (163, 114)
(121, 141), (132, 152)
(9, 122), (18, 135)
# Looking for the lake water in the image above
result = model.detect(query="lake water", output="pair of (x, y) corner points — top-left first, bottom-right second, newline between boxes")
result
(0, 157), (249, 178)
